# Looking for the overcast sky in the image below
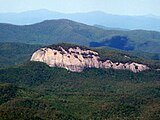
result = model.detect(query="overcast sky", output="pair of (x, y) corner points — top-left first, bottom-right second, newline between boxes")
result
(0, 0), (159, 16)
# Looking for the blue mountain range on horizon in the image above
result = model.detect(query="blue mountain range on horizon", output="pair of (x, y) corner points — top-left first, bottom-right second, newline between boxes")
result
(0, 9), (160, 31)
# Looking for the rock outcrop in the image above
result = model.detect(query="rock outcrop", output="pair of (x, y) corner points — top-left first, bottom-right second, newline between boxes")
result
(31, 45), (149, 72)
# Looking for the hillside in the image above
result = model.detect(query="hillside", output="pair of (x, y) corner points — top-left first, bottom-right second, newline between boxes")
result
(0, 43), (160, 119)
(0, 61), (160, 119)
(0, 42), (42, 67)
(0, 19), (160, 56)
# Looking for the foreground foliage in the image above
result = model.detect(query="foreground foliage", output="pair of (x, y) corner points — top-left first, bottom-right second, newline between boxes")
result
(0, 62), (160, 120)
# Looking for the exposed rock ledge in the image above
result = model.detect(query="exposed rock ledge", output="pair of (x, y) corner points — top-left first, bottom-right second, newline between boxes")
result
(31, 46), (149, 73)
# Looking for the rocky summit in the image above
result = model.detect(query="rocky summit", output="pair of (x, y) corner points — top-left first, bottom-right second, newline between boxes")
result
(30, 45), (149, 72)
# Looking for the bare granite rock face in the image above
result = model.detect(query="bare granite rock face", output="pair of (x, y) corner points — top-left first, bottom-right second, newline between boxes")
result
(31, 46), (149, 72)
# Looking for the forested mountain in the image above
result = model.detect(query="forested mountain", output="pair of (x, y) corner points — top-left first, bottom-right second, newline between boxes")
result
(0, 19), (160, 56)
(0, 40), (159, 120)
(0, 18), (160, 120)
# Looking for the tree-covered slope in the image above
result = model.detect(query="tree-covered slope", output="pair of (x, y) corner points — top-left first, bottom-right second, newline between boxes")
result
(0, 42), (42, 67)
(0, 61), (160, 120)
(0, 19), (160, 54)
(0, 43), (160, 120)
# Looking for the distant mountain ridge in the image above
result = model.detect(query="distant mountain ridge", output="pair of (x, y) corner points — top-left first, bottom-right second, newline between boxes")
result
(0, 9), (160, 31)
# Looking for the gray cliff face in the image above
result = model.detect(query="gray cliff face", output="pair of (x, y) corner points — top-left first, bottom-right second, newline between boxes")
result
(30, 46), (149, 72)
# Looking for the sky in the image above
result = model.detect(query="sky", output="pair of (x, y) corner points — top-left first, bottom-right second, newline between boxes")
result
(0, 0), (160, 16)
